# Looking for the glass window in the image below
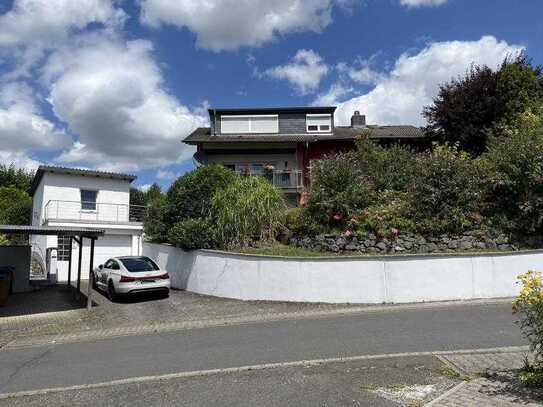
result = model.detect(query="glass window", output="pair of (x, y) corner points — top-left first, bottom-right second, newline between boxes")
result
(57, 235), (71, 261)
(120, 257), (160, 273)
(81, 190), (97, 210)
(306, 114), (332, 133)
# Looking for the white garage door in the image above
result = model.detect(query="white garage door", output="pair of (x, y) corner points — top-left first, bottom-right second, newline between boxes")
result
(61, 235), (132, 281)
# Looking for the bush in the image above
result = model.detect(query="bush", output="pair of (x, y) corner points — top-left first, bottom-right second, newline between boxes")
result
(168, 218), (217, 250)
(482, 111), (543, 235)
(144, 194), (168, 242)
(284, 207), (323, 236)
(513, 270), (543, 366)
(165, 165), (236, 226)
(305, 152), (373, 226)
(408, 145), (488, 234)
(0, 186), (31, 225)
(355, 191), (414, 238)
(212, 176), (286, 248)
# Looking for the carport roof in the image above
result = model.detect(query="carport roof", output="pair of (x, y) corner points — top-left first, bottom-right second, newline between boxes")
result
(0, 225), (105, 238)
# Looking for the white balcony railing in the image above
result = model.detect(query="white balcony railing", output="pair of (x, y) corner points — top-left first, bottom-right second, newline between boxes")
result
(236, 169), (303, 190)
(44, 200), (146, 224)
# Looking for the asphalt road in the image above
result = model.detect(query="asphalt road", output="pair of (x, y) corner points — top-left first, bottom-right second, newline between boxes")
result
(0, 302), (524, 395)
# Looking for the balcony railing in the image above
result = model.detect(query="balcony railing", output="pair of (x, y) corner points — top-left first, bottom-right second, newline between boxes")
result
(236, 169), (303, 190)
(44, 200), (146, 224)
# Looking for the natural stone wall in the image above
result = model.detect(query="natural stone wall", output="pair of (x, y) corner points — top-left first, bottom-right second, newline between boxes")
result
(289, 232), (517, 254)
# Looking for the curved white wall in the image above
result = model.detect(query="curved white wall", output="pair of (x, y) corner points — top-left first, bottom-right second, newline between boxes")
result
(143, 243), (543, 304)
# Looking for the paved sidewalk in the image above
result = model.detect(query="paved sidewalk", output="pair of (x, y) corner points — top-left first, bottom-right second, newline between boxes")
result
(429, 350), (542, 406)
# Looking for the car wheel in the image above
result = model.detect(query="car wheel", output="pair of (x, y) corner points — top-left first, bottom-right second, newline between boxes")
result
(107, 280), (118, 302)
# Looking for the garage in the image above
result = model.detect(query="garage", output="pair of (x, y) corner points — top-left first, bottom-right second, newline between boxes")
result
(58, 234), (134, 281)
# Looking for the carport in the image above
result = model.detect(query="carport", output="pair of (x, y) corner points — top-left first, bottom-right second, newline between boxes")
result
(0, 225), (105, 311)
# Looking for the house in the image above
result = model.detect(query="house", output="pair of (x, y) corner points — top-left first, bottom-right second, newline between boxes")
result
(183, 106), (426, 203)
(29, 166), (145, 282)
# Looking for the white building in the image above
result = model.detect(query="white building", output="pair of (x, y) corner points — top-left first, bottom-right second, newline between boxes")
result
(29, 166), (145, 281)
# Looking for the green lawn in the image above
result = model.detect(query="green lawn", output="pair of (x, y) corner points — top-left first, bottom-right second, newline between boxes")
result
(238, 244), (340, 257)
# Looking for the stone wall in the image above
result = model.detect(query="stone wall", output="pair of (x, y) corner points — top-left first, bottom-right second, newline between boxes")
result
(289, 232), (516, 254)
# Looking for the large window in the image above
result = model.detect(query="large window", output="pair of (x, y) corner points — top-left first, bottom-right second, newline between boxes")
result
(221, 115), (279, 134)
(80, 190), (97, 210)
(57, 235), (71, 261)
(306, 114), (332, 133)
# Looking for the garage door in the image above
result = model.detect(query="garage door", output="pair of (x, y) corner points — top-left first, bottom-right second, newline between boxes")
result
(76, 235), (132, 280)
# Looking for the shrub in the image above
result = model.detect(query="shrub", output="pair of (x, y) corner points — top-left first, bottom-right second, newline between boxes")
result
(513, 270), (543, 366)
(355, 191), (415, 238)
(212, 176), (286, 248)
(165, 165), (235, 226)
(168, 218), (217, 250)
(0, 186), (31, 225)
(144, 194), (168, 243)
(305, 152), (373, 226)
(408, 145), (488, 234)
(482, 110), (543, 235)
(284, 207), (323, 236)
(354, 137), (417, 192)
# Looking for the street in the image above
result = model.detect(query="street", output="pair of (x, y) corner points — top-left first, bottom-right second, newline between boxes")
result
(0, 301), (525, 404)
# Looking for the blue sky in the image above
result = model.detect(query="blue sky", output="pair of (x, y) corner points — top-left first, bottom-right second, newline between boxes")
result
(0, 0), (541, 190)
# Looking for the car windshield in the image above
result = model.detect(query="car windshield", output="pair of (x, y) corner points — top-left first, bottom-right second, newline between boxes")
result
(120, 257), (160, 273)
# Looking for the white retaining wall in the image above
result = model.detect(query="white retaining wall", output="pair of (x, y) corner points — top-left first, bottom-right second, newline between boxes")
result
(143, 242), (543, 304)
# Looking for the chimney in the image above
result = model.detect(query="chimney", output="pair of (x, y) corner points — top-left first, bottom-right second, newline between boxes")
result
(351, 111), (366, 128)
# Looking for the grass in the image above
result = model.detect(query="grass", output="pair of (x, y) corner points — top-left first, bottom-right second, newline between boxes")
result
(440, 365), (470, 381)
(238, 244), (341, 257)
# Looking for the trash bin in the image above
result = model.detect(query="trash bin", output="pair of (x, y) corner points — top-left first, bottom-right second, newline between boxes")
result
(0, 267), (13, 306)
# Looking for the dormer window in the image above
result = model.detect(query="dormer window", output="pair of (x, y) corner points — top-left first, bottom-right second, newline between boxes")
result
(221, 115), (279, 134)
(306, 114), (332, 133)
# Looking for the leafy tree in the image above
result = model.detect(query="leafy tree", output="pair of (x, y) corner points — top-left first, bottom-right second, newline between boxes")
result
(424, 54), (543, 155)
(165, 165), (235, 227)
(0, 164), (34, 191)
(144, 193), (168, 242)
(130, 187), (147, 207)
(0, 186), (32, 225)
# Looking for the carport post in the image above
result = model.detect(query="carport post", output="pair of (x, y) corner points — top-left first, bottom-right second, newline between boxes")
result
(67, 236), (73, 287)
(87, 238), (95, 311)
(76, 236), (83, 298)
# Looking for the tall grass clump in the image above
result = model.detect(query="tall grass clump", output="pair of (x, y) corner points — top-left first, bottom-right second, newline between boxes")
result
(212, 176), (286, 249)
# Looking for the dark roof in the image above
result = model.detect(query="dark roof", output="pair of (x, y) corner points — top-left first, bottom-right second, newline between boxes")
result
(0, 225), (105, 238)
(209, 106), (336, 115)
(29, 165), (137, 196)
(183, 125), (424, 145)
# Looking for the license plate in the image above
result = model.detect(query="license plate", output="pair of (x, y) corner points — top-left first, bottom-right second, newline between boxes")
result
(140, 280), (155, 284)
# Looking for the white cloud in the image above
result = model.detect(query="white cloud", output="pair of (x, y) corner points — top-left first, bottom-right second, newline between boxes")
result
(400, 0), (448, 7)
(139, 0), (337, 51)
(264, 49), (329, 94)
(156, 169), (178, 180)
(41, 33), (206, 172)
(334, 36), (524, 126)
(336, 61), (385, 85)
(138, 184), (152, 192)
(0, 151), (42, 171)
(0, 82), (70, 152)
(0, 0), (125, 77)
(313, 82), (353, 106)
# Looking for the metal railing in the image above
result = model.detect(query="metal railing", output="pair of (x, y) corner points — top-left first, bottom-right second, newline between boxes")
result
(44, 200), (146, 223)
(235, 169), (303, 189)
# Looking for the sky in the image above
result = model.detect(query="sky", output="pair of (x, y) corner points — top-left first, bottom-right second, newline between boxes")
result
(0, 0), (542, 191)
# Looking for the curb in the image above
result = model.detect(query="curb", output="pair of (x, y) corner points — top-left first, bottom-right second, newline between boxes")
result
(425, 381), (469, 406)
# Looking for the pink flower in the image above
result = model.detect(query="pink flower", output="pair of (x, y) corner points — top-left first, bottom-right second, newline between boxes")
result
(390, 227), (400, 237)
(344, 230), (353, 238)
(333, 213), (342, 221)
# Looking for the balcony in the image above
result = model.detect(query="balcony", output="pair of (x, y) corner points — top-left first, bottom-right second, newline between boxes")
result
(236, 169), (303, 190)
(44, 200), (146, 224)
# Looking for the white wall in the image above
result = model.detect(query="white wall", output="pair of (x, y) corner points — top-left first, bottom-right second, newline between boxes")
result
(143, 243), (543, 304)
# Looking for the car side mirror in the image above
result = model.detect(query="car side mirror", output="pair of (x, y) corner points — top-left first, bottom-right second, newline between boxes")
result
(99, 264), (103, 270)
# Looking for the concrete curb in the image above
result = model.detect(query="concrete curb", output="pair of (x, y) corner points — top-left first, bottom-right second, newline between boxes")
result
(0, 346), (529, 401)
(425, 381), (469, 406)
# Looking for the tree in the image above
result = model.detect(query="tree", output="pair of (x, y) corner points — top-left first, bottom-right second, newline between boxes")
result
(130, 187), (147, 207)
(424, 54), (543, 155)
(0, 187), (32, 225)
(0, 164), (34, 191)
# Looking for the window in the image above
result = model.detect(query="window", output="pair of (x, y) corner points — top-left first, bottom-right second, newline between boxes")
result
(80, 190), (97, 211)
(57, 235), (71, 261)
(221, 115), (278, 134)
(306, 114), (332, 133)
(120, 257), (160, 273)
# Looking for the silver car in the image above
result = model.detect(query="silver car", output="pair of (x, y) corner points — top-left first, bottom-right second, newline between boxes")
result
(92, 256), (170, 301)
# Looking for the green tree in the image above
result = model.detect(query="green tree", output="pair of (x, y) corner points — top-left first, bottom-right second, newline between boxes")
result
(0, 186), (32, 225)
(424, 54), (543, 155)
(165, 165), (235, 227)
(0, 164), (34, 191)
